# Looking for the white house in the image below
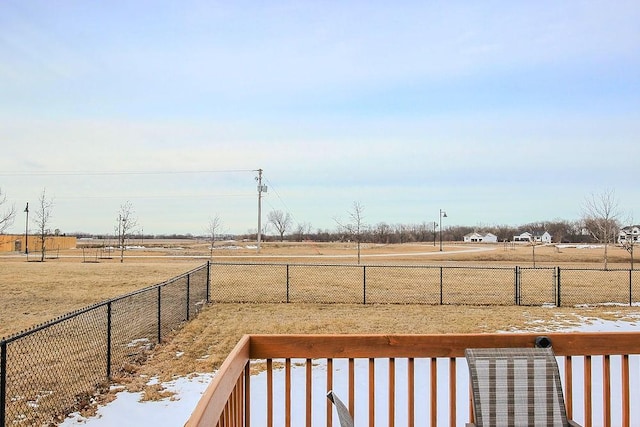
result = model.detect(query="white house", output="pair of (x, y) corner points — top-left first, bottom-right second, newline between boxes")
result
(618, 225), (640, 244)
(513, 232), (533, 242)
(513, 231), (552, 243)
(482, 233), (498, 243)
(464, 232), (498, 243)
(533, 231), (552, 244)
(464, 232), (484, 243)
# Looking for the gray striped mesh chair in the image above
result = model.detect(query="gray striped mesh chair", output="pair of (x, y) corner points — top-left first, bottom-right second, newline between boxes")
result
(327, 390), (354, 427)
(465, 348), (582, 427)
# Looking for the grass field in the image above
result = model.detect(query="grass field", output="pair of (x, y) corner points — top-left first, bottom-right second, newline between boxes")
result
(1, 240), (635, 338)
(1, 240), (638, 414)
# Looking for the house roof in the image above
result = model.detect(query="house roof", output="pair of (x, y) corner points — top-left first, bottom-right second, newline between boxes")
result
(464, 232), (483, 238)
(532, 231), (551, 237)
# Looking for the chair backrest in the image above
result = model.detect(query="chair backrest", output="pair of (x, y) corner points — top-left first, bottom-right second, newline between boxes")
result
(327, 390), (354, 427)
(465, 347), (570, 427)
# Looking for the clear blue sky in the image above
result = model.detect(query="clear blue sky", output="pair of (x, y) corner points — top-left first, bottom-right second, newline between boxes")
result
(1, 1), (638, 235)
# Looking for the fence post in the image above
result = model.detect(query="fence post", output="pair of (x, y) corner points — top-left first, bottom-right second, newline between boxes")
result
(106, 302), (112, 379)
(440, 267), (443, 305)
(363, 266), (367, 304)
(556, 267), (562, 307)
(186, 274), (191, 321)
(514, 266), (520, 305)
(1, 340), (6, 427)
(206, 261), (211, 303)
(630, 269), (633, 307)
(157, 287), (162, 344)
(286, 265), (290, 303)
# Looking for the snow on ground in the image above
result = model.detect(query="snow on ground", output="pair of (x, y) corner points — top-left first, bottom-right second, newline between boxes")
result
(60, 374), (214, 426)
(60, 317), (640, 426)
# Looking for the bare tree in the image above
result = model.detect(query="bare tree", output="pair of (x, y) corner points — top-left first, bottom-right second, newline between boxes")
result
(335, 201), (366, 264)
(33, 189), (53, 262)
(206, 214), (224, 258)
(0, 187), (15, 234)
(117, 201), (138, 263)
(293, 222), (312, 242)
(267, 210), (292, 242)
(582, 189), (621, 269)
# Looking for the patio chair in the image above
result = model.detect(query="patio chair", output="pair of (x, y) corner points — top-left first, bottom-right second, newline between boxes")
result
(465, 347), (581, 427)
(327, 390), (354, 427)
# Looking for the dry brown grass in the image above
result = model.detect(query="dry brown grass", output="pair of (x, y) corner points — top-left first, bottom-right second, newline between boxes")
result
(0, 257), (202, 338)
(1, 241), (634, 339)
(137, 302), (640, 384)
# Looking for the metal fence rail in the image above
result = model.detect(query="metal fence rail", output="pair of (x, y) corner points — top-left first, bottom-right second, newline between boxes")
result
(209, 262), (638, 307)
(0, 262), (210, 426)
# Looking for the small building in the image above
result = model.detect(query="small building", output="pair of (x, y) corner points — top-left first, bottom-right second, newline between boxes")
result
(533, 231), (552, 244)
(464, 232), (484, 243)
(619, 225), (640, 245)
(0, 234), (77, 252)
(464, 232), (498, 243)
(513, 232), (533, 242)
(482, 233), (498, 243)
(513, 231), (552, 244)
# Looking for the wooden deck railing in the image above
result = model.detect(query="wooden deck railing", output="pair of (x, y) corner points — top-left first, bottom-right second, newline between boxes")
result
(185, 333), (640, 427)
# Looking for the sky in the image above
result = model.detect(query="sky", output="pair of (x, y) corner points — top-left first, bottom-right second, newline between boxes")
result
(1, 1), (639, 236)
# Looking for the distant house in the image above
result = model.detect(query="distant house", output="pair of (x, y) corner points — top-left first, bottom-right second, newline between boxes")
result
(533, 231), (552, 244)
(513, 232), (533, 242)
(464, 232), (483, 243)
(618, 225), (640, 244)
(483, 233), (498, 243)
(464, 232), (498, 243)
(513, 231), (552, 244)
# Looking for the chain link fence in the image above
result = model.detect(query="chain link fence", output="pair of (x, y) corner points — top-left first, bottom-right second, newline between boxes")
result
(0, 262), (210, 426)
(210, 262), (638, 308)
(1, 261), (637, 425)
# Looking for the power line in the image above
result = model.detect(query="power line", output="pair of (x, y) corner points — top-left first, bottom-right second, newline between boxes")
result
(54, 192), (253, 200)
(263, 177), (305, 229)
(0, 169), (254, 177)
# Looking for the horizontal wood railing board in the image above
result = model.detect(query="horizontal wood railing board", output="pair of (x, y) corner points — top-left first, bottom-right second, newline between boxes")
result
(248, 333), (640, 358)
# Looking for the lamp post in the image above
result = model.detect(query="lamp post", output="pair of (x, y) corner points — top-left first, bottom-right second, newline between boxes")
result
(24, 202), (29, 255)
(439, 209), (447, 251)
(432, 221), (437, 247)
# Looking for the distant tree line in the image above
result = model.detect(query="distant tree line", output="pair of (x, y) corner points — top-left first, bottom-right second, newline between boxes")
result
(241, 218), (600, 245)
(68, 219), (614, 245)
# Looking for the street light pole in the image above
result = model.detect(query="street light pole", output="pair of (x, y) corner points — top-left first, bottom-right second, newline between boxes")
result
(433, 221), (437, 246)
(24, 202), (29, 254)
(439, 209), (447, 251)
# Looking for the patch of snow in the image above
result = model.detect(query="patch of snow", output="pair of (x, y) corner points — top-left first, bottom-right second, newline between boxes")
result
(60, 374), (215, 426)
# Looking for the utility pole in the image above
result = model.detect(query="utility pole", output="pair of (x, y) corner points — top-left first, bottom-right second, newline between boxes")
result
(256, 169), (267, 252)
